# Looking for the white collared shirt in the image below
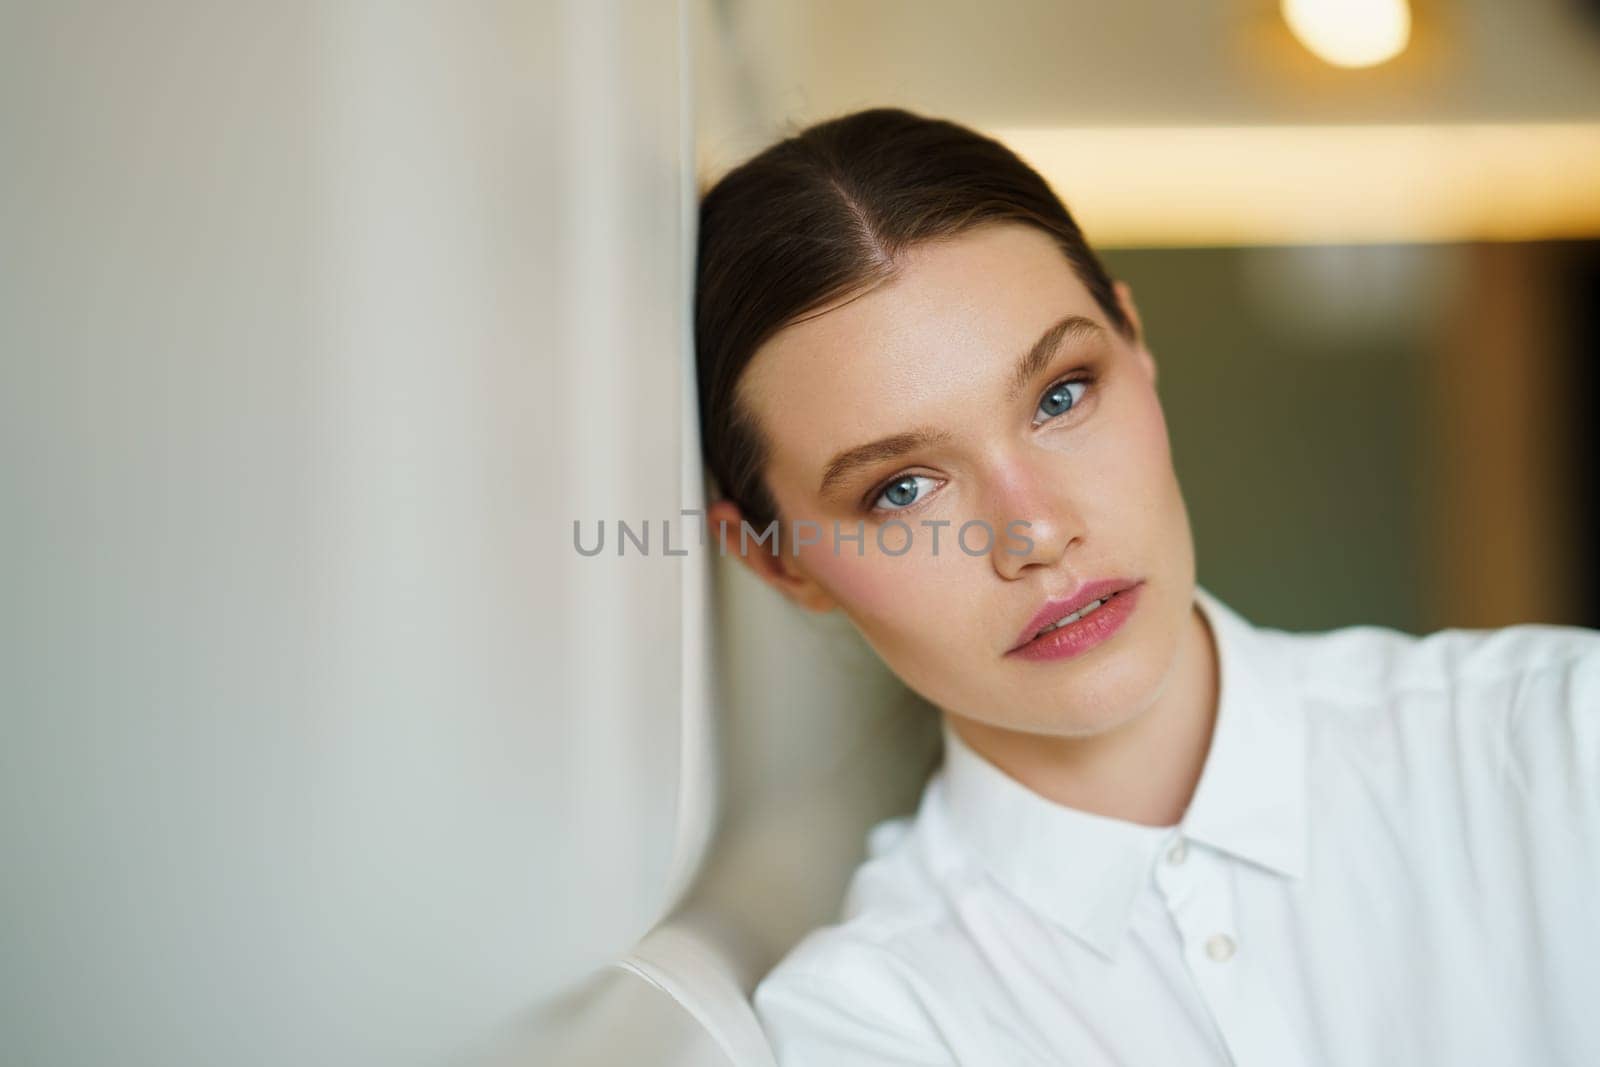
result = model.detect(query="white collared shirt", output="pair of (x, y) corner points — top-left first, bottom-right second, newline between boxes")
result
(752, 585), (1600, 1066)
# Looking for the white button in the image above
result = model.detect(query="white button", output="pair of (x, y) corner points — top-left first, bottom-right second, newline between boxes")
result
(1166, 840), (1188, 866)
(1205, 934), (1236, 962)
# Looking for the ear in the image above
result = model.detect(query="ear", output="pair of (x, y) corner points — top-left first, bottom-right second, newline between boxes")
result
(705, 498), (839, 614)
(1113, 279), (1157, 387)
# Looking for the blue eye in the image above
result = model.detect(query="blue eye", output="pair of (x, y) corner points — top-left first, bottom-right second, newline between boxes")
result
(1036, 378), (1087, 422)
(872, 474), (937, 512)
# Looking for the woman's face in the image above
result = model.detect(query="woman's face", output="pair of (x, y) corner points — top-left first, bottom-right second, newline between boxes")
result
(724, 220), (1198, 740)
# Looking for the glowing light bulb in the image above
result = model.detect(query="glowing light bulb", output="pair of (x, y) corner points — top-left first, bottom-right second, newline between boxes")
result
(1281, 0), (1411, 69)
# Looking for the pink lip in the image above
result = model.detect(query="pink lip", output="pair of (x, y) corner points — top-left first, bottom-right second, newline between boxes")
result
(1006, 578), (1143, 661)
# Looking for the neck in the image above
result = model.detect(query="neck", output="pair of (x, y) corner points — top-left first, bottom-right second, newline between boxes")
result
(945, 600), (1219, 828)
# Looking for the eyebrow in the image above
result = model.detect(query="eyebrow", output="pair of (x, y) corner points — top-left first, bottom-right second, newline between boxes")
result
(1006, 314), (1108, 404)
(818, 426), (956, 499)
(816, 314), (1109, 499)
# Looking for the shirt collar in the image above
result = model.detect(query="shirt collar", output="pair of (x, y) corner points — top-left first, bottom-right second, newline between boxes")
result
(932, 582), (1307, 961)
(1180, 584), (1309, 882)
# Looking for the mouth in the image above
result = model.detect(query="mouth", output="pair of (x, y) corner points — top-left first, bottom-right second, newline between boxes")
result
(1009, 578), (1142, 653)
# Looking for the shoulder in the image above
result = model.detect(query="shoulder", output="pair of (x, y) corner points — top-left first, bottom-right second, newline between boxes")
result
(1279, 615), (1600, 790)
(1276, 613), (1600, 705)
(761, 808), (963, 987)
(751, 813), (971, 1065)
(753, 926), (957, 1067)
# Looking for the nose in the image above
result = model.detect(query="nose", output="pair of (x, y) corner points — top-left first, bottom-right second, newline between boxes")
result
(985, 449), (1086, 582)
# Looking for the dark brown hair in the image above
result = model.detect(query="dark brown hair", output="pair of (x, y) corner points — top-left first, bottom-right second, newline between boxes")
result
(694, 107), (1135, 533)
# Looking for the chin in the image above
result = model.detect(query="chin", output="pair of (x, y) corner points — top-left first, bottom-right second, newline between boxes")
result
(951, 710), (1128, 744)
(959, 685), (1141, 740)
(1009, 651), (1165, 737)
(1036, 698), (1146, 739)
(1059, 704), (1148, 739)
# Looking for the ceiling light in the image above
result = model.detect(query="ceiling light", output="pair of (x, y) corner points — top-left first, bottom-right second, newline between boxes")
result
(1282, 0), (1411, 68)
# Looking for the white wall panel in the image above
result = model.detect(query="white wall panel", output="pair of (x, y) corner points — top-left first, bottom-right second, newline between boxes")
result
(0, 2), (704, 1063)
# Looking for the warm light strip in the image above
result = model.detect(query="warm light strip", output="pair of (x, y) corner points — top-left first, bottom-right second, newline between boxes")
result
(990, 123), (1600, 247)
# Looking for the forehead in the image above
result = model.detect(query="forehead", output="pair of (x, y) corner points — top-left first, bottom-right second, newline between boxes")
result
(738, 221), (1108, 493)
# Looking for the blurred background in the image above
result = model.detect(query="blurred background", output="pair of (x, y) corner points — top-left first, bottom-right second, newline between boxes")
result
(698, 0), (1600, 638)
(2, 2), (1596, 1065)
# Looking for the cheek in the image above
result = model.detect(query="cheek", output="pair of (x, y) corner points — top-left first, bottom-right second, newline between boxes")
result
(1119, 388), (1192, 560)
(797, 536), (969, 643)
(800, 544), (890, 608)
(1103, 382), (1179, 497)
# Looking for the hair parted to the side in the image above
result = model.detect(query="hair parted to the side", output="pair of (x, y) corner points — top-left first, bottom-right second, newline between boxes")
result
(694, 106), (1136, 537)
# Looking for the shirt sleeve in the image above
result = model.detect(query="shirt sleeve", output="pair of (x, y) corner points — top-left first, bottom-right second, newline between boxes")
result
(752, 938), (960, 1067)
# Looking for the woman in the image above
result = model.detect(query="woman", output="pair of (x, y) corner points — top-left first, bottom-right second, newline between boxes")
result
(694, 108), (1600, 1066)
